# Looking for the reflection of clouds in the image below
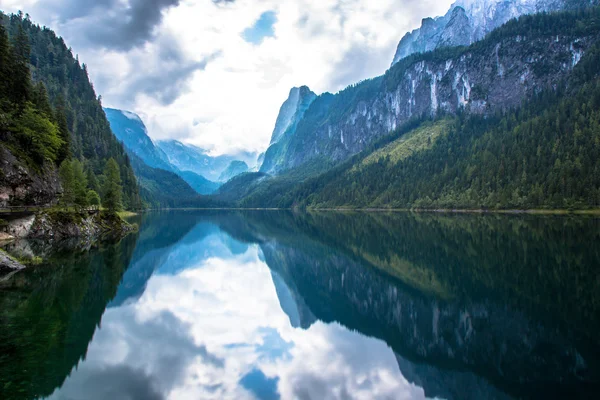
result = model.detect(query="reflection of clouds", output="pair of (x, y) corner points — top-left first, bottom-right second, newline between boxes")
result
(49, 232), (429, 399)
(275, 322), (426, 400)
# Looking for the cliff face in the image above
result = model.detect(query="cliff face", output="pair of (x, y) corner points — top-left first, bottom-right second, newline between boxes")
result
(270, 25), (598, 173)
(260, 86), (317, 174)
(0, 146), (61, 208)
(391, 0), (598, 65)
(104, 108), (173, 172)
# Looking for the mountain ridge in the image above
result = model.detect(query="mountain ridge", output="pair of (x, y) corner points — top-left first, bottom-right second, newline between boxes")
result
(391, 0), (599, 65)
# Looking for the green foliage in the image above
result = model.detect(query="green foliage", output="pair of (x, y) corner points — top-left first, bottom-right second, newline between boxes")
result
(13, 103), (63, 164)
(59, 159), (94, 208)
(0, 11), (143, 210)
(86, 190), (100, 208)
(102, 158), (123, 212)
(71, 159), (88, 207)
(86, 166), (100, 193)
(58, 160), (74, 207)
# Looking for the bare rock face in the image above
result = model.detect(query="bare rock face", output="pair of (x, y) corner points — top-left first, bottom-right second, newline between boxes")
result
(260, 86), (317, 174)
(272, 28), (597, 173)
(3, 215), (36, 239)
(0, 147), (61, 208)
(391, 0), (598, 66)
(438, 7), (472, 49)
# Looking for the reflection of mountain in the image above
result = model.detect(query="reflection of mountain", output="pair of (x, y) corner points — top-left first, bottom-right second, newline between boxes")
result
(156, 222), (248, 276)
(109, 212), (199, 307)
(0, 235), (138, 399)
(213, 211), (600, 399)
(395, 353), (512, 400)
(110, 212), (252, 307)
(269, 267), (315, 330)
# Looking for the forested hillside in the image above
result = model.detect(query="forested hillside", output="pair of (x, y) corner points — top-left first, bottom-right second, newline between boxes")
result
(0, 12), (142, 210)
(227, 9), (600, 210)
(259, 8), (600, 176)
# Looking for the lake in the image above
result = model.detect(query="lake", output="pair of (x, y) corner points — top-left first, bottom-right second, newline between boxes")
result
(1, 211), (599, 399)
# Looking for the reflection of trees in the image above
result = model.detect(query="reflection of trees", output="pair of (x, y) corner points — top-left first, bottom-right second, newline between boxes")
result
(0, 234), (138, 399)
(214, 211), (600, 399)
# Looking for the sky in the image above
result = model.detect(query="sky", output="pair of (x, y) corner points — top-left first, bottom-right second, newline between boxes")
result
(0, 0), (453, 156)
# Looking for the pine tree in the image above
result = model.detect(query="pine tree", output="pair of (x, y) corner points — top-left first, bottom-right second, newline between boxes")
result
(0, 24), (12, 109)
(102, 158), (123, 212)
(71, 159), (88, 207)
(86, 167), (100, 193)
(59, 159), (75, 208)
(32, 82), (53, 117)
(54, 95), (71, 164)
(10, 24), (31, 109)
(87, 190), (101, 210)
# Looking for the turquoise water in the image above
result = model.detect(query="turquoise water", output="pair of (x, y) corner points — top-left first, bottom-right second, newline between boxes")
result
(1, 211), (599, 399)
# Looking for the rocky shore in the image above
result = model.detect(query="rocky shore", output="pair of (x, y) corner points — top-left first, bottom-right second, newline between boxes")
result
(0, 250), (25, 274)
(27, 210), (135, 241)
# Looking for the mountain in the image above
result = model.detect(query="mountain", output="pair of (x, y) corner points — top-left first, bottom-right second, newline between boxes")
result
(178, 171), (221, 195)
(104, 108), (172, 171)
(391, 0), (598, 65)
(104, 108), (222, 198)
(218, 8), (600, 210)
(127, 153), (200, 208)
(255, 8), (600, 176)
(157, 140), (244, 182)
(219, 160), (249, 182)
(260, 86), (317, 174)
(0, 12), (142, 210)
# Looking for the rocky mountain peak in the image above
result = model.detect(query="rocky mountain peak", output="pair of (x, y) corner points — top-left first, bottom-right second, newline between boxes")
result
(269, 86), (317, 147)
(391, 0), (597, 66)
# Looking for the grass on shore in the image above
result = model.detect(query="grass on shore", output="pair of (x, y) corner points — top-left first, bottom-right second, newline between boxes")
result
(117, 211), (138, 219)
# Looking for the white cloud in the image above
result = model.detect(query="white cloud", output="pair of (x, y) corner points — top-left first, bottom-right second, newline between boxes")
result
(2, 0), (454, 155)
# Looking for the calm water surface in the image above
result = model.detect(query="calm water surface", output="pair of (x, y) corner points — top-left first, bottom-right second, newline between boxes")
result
(1, 211), (599, 399)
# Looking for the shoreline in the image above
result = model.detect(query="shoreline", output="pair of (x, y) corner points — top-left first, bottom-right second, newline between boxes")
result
(132, 207), (600, 215)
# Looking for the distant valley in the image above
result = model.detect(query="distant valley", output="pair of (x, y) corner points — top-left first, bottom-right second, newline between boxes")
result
(104, 108), (257, 206)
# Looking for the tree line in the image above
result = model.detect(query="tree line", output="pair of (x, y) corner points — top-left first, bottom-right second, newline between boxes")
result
(0, 12), (142, 210)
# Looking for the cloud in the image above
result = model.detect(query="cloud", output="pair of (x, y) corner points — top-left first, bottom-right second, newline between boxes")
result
(30, 0), (180, 51)
(3, 0), (455, 155)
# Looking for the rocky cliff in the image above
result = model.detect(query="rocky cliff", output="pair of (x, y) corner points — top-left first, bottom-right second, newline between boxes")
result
(104, 108), (173, 172)
(0, 146), (61, 208)
(260, 86), (317, 174)
(263, 11), (600, 173)
(391, 0), (598, 65)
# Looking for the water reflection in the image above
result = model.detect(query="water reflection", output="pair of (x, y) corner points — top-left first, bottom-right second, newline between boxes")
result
(1, 211), (599, 399)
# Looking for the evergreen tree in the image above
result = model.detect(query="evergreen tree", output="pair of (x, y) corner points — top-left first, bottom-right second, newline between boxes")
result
(102, 158), (122, 212)
(86, 167), (100, 193)
(54, 95), (71, 164)
(10, 24), (31, 110)
(16, 104), (63, 164)
(71, 159), (88, 207)
(32, 81), (53, 117)
(0, 24), (12, 110)
(59, 160), (74, 208)
(87, 190), (101, 210)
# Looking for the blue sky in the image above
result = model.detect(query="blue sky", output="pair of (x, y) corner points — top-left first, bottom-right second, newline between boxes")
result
(243, 11), (277, 45)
